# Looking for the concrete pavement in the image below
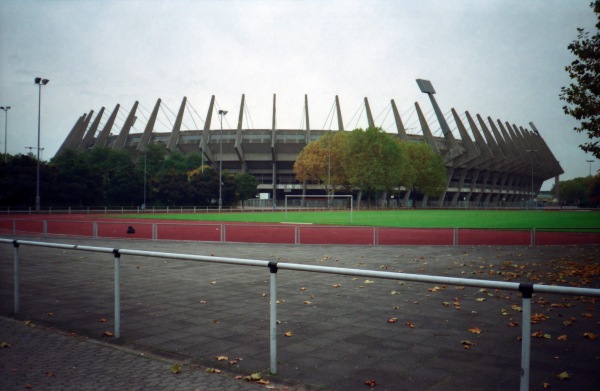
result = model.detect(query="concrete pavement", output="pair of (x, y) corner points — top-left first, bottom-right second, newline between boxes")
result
(1, 236), (599, 390)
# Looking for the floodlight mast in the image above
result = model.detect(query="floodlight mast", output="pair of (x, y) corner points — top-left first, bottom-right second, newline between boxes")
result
(34, 77), (49, 211)
(0, 106), (10, 163)
(218, 109), (228, 212)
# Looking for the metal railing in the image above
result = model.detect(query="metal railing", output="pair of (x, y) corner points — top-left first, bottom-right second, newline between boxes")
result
(1, 237), (599, 391)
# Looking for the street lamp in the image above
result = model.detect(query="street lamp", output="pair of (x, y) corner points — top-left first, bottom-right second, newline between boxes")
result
(34, 77), (49, 211)
(0, 106), (10, 163)
(526, 149), (538, 209)
(218, 109), (228, 212)
(327, 129), (331, 209)
(586, 160), (594, 177)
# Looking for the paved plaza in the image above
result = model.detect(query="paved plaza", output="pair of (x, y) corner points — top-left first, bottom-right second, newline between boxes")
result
(1, 236), (599, 390)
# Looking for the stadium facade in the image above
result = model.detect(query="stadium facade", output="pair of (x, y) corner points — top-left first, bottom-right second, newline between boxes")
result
(57, 80), (563, 207)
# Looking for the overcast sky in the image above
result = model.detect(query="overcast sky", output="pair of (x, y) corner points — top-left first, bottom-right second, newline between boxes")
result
(1, 0), (597, 190)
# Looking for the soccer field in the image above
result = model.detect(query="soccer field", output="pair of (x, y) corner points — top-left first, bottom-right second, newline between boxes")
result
(117, 209), (600, 229)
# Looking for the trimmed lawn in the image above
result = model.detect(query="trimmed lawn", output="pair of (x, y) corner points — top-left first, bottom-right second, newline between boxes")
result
(115, 210), (600, 229)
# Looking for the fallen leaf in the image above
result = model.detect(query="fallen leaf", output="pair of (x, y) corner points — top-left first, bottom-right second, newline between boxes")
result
(387, 317), (398, 323)
(46, 312), (54, 317)
(99, 318), (107, 323)
(442, 302), (450, 307)
(216, 356), (228, 361)
(507, 322), (519, 327)
(364, 280), (375, 284)
(475, 298), (486, 302)
(428, 286), (441, 292)
(210, 281), (217, 285)
(206, 368), (221, 373)
(102, 331), (114, 337)
(0, 342), (10, 348)
(199, 300), (207, 304)
(543, 382), (551, 389)
(364, 379), (377, 387)
(171, 364), (182, 374)
(257, 379), (270, 385)
(44, 371), (54, 377)
(461, 340), (475, 349)
(581, 313), (593, 318)
(390, 291), (401, 295)
(468, 327), (481, 334)
(501, 309), (509, 316)
(284, 331), (293, 337)
(557, 335), (568, 341)
(556, 371), (571, 380)
(583, 332), (598, 340)
(303, 300), (312, 305)
(332, 284), (342, 288)
(405, 321), (415, 328)
(245, 372), (262, 381)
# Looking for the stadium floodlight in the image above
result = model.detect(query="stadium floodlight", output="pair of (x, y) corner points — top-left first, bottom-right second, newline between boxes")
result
(34, 77), (49, 211)
(218, 109), (228, 212)
(416, 79), (436, 94)
(586, 160), (594, 177)
(0, 106), (10, 163)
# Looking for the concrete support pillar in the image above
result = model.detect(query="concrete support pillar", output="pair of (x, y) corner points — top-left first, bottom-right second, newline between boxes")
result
(137, 98), (161, 152)
(93, 104), (120, 150)
(364, 97), (375, 128)
(391, 99), (408, 140)
(114, 101), (139, 149)
(167, 97), (187, 152)
(200, 96), (215, 164)
(79, 107), (105, 150)
(235, 94), (247, 172)
(56, 114), (86, 156)
(335, 95), (344, 131)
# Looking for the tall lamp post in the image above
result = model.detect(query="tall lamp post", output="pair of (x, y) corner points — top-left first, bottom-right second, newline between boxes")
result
(34, 77), (49, 211)
(526, 149), (538, 209)
(0, 106), (10, 163)
(586, 159), (594, 177)
(218, 109), (228, 212)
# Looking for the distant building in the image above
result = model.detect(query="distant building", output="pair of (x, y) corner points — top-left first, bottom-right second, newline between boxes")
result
(57, 80), (563, 207)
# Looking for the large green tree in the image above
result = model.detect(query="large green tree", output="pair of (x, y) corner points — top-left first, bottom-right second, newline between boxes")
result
(235, 172), (259, 208)
(400, 141), (447, 197)
(344, 127), (404, 195)
(560, 1), (600, 159)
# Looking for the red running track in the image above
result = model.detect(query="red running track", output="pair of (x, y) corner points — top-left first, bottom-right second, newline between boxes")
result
(0, 215), (598, 246)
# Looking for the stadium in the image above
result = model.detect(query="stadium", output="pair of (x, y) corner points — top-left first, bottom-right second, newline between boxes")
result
(56, 79), (563, 208)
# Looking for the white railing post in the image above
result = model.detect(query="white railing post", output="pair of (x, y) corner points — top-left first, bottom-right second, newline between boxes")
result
(519, 283), (533, 391)
(13, 240), (20, 314)
(113, 249), (121, 339)
(268, 261), (278, 374)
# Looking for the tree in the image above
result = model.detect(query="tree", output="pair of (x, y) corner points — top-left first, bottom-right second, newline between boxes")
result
(344, 127), (404, 196)
(188, 166), (218, 206)
(293, 131), (350, 193)
(401, 141), (447, 197)
(50, 149), (103, 206)
(551, 176), (594, 206)
(235, 172), (259, 208)
(559, 1), (600, 159)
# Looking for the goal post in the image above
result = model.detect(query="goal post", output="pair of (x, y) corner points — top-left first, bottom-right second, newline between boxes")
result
(284, 195), (353, 224)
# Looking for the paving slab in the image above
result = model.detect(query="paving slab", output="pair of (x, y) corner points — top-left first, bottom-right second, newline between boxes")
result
(1, 236), (599, 390)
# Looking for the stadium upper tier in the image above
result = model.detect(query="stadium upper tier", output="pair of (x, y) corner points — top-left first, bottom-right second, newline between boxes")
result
(57, 80), (563, 207)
